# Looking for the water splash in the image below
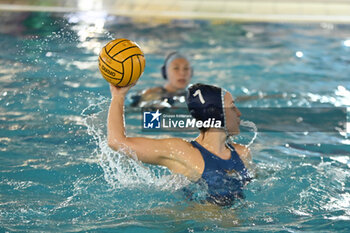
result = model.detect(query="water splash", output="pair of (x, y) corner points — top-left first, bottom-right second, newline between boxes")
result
(238, 120), (258, 147)
(81, 97), (190, 191)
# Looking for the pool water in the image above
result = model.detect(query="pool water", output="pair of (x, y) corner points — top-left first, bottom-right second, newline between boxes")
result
(1, 11), (350, 232)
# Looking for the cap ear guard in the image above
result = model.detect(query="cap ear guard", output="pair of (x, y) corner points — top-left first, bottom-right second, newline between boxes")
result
(161, 52), (193, 79)
(161, 65), (167, 79)
(161, 52), (177, 79)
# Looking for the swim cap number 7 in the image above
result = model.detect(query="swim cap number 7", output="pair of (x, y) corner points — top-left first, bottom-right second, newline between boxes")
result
(193, 89), (206, 104)
(186, 83), (226, 128)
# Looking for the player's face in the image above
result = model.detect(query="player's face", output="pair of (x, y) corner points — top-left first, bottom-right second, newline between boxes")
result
(224, 92), (241, 135)
(166, 58), (192, 90)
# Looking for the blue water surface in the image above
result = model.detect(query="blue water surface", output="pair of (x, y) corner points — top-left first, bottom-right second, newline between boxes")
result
(0, 11), (350, 232)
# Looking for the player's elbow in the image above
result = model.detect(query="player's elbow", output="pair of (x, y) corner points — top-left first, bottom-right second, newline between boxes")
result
(107, 135), (124, 151)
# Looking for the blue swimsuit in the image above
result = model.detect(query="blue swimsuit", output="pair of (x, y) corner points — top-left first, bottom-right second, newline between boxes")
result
(189, 141), (251, 206)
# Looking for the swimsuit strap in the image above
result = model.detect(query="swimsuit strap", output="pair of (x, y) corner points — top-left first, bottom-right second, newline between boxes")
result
(192, 141), (239, 161)
(226, 142), (237, 154)
(225, 142), (246, 165)
(190, 141), (231, 161)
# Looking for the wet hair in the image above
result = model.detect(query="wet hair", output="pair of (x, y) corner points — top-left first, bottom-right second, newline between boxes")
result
(186, 83), (226, 129)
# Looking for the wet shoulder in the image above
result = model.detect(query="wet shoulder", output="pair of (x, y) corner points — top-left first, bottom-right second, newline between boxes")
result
(140, 86), (165, 101)
(168, 138), (197, 155)
(142, 86), (164, 95)
(155, 138), (195, 157)
(161, 138), (203, 180)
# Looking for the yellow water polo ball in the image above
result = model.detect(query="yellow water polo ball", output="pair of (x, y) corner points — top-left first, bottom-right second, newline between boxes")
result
(98, 38), (145, 87)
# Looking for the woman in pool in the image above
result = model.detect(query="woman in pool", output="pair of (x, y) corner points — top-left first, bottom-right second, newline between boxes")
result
(130, 52), (193, 107)
(108, 83), (252, 206)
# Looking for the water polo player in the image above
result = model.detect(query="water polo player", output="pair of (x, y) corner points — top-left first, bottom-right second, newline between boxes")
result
(130, 52), (193, 107)
(108, 83), (252, 206)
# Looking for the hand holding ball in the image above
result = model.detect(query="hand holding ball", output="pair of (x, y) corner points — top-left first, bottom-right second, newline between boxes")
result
(98, 39), (145, 87)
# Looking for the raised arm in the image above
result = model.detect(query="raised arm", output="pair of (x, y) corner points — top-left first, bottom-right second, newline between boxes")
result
(107, 84), (184, 166)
